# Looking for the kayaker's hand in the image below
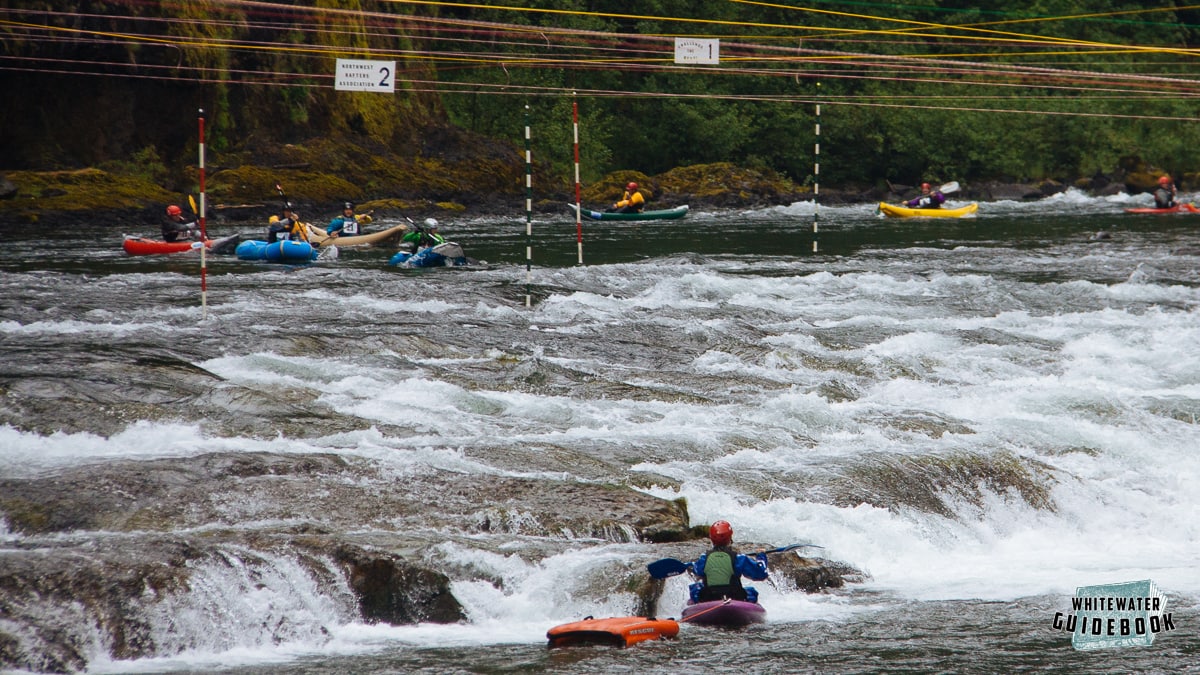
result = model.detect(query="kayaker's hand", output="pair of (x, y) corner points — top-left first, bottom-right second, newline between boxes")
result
(756, 552), (768, 566)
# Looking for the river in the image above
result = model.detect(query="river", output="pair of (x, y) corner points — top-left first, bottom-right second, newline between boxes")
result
(1, 190), (1198, 674)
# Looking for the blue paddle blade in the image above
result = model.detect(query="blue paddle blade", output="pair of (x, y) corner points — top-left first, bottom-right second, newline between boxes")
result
(647, 558), (691, 579)
(762, 542), (823, 554)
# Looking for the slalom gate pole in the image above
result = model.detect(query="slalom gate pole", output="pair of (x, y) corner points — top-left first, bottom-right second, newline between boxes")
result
(524, 104), (533, 308)
(812, 83), (820, 253)
(198, 108), (208, 319)
(573, 93), (583, 265)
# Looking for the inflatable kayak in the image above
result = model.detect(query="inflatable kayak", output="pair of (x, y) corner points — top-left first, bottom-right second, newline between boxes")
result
(878, 202), (979, 218)
(305, 223), (408, 247)
(234, 239), (323, 263)
(546, 615), (679, 648)
(568, 204), (690, 221)
(388, 241), (473, 268)
(1124, 203), (1200, 214)
(680, 599), (766, 627)
(122, 233), (242, 256)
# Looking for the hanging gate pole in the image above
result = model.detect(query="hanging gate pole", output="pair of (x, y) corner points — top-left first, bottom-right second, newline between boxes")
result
(198, 109), (209, 319)
(524, 104), (533, 307)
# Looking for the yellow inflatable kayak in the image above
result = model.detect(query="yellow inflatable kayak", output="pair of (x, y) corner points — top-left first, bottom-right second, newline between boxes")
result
(878, 202), (979, 218)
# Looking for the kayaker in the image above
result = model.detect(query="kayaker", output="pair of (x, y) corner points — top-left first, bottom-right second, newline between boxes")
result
(267, 205), (309, 243)
(161, 204), (199, 242)
(398, 218), (446, 252)
(689, 520), (769, 603)
(905, 182), (946, 209)
(1154, 175), (1177, 209)
(326, 201), (372, 238)
(609, 182), (645, 213)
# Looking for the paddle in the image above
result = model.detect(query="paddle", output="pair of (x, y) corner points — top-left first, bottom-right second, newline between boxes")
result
(889, 181), (960, 210)
(647, 558), (692, 580)
(647, 543), (823, 579)
(274, 182), (325, 246)
(274, 183), (290, 210)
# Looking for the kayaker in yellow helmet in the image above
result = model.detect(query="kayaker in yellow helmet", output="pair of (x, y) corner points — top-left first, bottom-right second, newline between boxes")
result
(904, 182), (946, 209)
(267, 205), (310, 243)
(609, 182), (646, 214)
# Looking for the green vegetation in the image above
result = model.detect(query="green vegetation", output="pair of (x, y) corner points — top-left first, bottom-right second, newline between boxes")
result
(2, 1), (1200, 197)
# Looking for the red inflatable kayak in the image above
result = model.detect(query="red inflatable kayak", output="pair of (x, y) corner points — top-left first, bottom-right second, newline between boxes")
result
(1123, 203), (1200, 214)
(680, 599), (766, 627)
(546, 615), (679, 648)
(122, 233), (242, 256)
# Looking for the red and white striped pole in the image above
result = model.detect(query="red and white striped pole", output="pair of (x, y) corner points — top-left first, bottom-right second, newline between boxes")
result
(812, 84), (820, 254)
(572, 93), (583, 265)
(524, 104), (533, 308)
(198, 108), (208, 319)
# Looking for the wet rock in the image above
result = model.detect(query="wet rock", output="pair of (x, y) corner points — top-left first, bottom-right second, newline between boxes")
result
(968, 181), (1048, 201)
(332, 544), (465, 624)
(0, 174), (16, 200)
(0, 451), (691, 544)
(829, 450), (1058, 519)
(0, 535), (470, 673)
(773, 555), (869, 592)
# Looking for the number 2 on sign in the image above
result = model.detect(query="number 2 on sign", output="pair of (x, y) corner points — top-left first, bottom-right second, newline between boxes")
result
(378, 67), (391, 88)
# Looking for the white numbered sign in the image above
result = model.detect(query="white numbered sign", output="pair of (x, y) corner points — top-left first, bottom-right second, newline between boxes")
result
(335, 59), (396, 92)
(674, 38), (719, 65)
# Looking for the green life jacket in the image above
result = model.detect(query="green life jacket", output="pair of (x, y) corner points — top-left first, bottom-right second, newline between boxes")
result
(703, 550), (736, 587)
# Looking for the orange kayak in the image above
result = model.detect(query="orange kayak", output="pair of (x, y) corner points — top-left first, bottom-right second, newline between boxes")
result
(546, 615), (679, 648)
(1123, 203), (1200, 214)
(122, 233), (242, 256)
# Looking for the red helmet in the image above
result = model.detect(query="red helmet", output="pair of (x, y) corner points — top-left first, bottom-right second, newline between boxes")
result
(1158, 175), (1171, 185)
(920, 182), (932, 191)
(166, 205), (183, 216)
(626, 182), (639, 191)
(709, 520), (733, 546)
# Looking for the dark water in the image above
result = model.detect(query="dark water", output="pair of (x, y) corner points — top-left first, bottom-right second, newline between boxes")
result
(2, 196), (1199, 674)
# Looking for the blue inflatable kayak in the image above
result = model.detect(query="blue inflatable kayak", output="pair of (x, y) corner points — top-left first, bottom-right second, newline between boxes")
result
(235, 239), (319, 262)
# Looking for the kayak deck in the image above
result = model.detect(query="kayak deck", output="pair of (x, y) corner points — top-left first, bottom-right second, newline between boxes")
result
(1124, 203), (1200, 214)
(680, 599), (766, 627)
(570, 204), (690, 221)
(122, 233), (242, 256)
(878, 202), (979, 218)
(547, 615), (679, 648)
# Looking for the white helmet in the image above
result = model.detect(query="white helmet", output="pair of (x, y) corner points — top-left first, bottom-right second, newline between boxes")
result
(424, 218), (439, 229)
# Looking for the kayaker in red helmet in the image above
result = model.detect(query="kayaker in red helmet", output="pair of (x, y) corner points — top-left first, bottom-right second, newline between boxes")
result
(689, 520), (769, 603)
(904, 181), (946, 209)
(161, 204), (199, 242)
(1154, 175), (1177, 209)
(609, 181), (646, 214)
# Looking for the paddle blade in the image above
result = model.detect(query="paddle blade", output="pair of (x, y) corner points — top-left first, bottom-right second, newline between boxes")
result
(939, 181), (960, 194)
(647, 558), (691, 579)
(760, 542), (824, 555)
(188, 194), (198, 215)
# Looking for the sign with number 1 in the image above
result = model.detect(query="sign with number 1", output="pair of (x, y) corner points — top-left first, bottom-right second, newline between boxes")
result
(674, 38), (719, 65)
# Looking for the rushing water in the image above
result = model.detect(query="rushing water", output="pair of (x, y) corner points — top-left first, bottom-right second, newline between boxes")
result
(2, 189), (1199, 674)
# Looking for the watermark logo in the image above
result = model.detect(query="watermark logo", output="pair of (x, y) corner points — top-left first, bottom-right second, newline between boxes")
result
(1051, 579), (1175, 650)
